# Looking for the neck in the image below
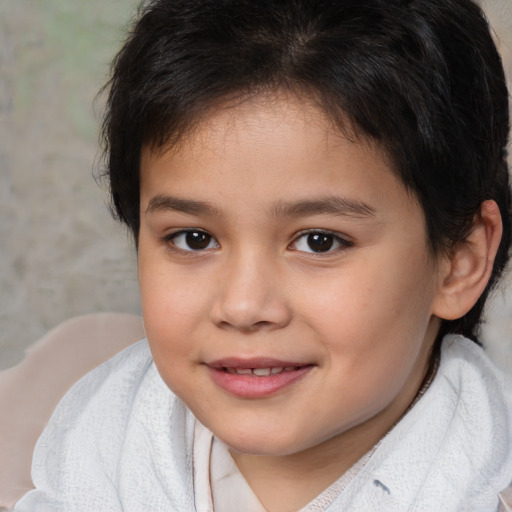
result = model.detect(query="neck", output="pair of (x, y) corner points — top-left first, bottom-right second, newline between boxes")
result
(230, 426), (376, 512)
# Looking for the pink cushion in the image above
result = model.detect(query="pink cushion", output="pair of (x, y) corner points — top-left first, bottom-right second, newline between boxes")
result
(0, 313), (145, 509)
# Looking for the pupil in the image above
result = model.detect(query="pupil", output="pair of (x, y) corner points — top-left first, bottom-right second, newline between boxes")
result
(186, 231), (210, 249)
(307, 233), (333, 252)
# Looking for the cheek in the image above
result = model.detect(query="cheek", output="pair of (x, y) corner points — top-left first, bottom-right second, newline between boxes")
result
(297, 248), (436, 365)
(139, 244), (202, 311)
(139, 265), (205, 396)
(138, 252), (207, 358)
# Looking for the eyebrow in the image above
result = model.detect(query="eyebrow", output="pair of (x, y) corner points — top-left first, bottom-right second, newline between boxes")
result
(271, 196), (376, 219)
(145, 194), (376, 219)
(145, 195), (222, 216)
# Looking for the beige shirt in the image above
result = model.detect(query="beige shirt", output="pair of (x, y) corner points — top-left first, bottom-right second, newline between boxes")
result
(193, 421), (371, 512)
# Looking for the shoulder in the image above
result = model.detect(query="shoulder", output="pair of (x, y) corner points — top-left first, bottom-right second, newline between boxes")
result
(31, 339), (169, 481)
(41, 339), (157, 434)
(419, 335), (512, 508)
(15, 340), (196, 512)
(334, 335), (512, 511)
(439, 334), (512, 417)
(401, 335), (512, 508)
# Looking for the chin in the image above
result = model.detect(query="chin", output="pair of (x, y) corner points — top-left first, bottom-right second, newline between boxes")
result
(212, 423), (315, 457)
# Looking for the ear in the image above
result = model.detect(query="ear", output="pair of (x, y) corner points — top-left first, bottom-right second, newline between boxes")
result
(432, 200), (503, 321)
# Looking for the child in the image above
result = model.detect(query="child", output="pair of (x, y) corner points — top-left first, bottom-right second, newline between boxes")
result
(13, 0), (512, 510)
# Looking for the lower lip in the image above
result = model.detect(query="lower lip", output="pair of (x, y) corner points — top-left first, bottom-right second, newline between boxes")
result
(207, 366), (313, 398)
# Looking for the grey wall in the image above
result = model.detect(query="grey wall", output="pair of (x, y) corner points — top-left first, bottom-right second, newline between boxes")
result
(0, 1), (141, 369)
(1, 0), (511, 372)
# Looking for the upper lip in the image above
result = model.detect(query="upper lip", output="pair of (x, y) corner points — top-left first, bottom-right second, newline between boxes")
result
(207, 357), (312, 369)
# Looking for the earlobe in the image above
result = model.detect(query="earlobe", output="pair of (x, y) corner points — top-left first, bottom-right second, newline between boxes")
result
(433, 200), (503, 321)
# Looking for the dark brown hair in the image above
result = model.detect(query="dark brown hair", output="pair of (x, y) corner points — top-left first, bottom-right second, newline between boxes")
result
(101, 0), (511, 342)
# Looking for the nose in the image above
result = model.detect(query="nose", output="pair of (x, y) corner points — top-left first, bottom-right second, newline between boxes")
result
(210, 250), (292, 332)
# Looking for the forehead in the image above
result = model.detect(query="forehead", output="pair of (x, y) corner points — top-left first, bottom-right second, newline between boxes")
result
(143, 93), (335, 160)
(139, 93), (416, 223)
(142, 93), (389, 177)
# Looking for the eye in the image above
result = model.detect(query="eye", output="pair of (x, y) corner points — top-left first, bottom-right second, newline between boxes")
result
(291, 231), (351, 254)
(167, 230), (219, 251)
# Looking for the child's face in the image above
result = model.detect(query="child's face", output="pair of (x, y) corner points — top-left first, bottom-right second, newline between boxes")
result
(138, 94), (445, 460)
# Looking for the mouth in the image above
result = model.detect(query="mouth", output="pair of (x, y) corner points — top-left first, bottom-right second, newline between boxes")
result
(222, 365), (305, 376)
(206, 358), (314, 398)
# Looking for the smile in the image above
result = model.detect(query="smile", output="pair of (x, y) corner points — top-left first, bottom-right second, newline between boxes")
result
(206, 359), (314, 398)
(223, 366), (303, 376)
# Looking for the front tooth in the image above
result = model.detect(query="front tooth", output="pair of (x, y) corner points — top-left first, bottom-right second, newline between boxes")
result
(253, 368), (271, 376)
(271, 367), (283, 374)
(236, 368), (252, 375)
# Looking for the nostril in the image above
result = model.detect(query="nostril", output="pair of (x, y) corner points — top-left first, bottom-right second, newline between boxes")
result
(217, 319), (276, 332)
(252, 320), (276, 330)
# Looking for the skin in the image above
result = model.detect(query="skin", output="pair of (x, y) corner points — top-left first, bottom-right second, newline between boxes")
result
(138, 94), (453, 511)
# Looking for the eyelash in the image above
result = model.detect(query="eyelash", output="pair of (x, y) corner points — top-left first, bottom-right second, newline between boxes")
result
(289, 230), (353, 255)
(161, 229), (353, 255)
(162, 229), (219, 254)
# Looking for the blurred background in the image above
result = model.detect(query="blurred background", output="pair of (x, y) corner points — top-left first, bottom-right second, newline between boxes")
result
(1, 0), (511, 372)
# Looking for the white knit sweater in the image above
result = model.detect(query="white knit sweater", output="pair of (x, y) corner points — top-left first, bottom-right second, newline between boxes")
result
(14, 335), (512, 512)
